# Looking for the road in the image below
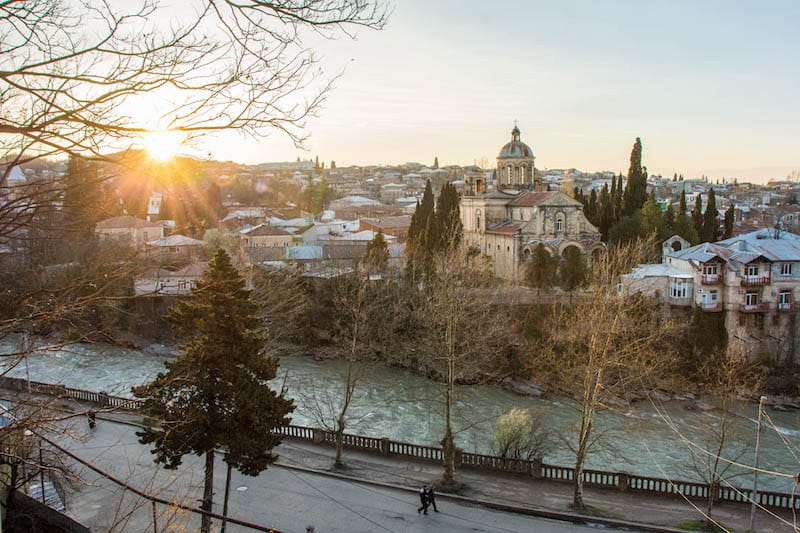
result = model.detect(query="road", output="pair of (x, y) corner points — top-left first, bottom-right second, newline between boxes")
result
(55, 418), (632, 533)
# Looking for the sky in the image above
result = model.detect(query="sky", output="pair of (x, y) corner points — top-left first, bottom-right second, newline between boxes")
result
(202, 0), (800, 182)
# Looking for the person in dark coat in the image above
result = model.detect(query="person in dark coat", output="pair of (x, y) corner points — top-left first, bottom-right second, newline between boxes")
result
(87, 410), (96, 429)
(426, 484), (438, 512)
(417, 484), (429, 514)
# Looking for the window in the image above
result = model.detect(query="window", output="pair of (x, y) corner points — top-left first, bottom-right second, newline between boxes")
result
(475, 209), (481, 230)
(781, 263), (793, 276)
(669, 280), (691, 299)
(556, 218), (564, 232)
(703, 264), (718, 275)
(746, 265), (759, 277)
(702, 290), (718, 304)
(172, 247), (180, 253)
(780, 290), (792, 305)
(745, 291), (759, 306)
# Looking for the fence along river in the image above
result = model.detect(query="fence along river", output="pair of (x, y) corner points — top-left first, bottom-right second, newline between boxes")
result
(1, 337), (799, 493)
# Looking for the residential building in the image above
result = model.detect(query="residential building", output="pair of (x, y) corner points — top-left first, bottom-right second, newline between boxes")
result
(145, 234), (205, 262)
(625, 229), (800, 363)
(240, 224), (294, 247)
(95, 216), (164, 249)
(134, 262), (207, 296)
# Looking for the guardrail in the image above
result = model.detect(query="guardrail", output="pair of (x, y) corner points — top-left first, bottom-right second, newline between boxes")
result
(3, 375), (798, 511)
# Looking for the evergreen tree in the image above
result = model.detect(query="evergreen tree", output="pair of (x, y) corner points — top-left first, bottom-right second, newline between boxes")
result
(434, 182), (462, 251)
(723, 204), (735, 239)
(640, 197), (667, 239)
(702, 187), (720, 242)
(405, 180), (436, 278)
(609, 175), (617, 219)
(331, 161), (336, 169)
(664, 201), (676, 231)
(315, 155), (320, 169)
(674, 214), (700, 245)
(61, 155), (105, 243)
(364, 229), (389, 272)
(692, 195), (704, 240)
(598, 184), (612, 241)
(673, 172), (678, 182)
(524, 244), (559, 293)
(622, 137), (647, 216)
(613, 174), (624, 222)
(587, 189), (598, 222)
(559, 247), (589, 293)
(134, 250), (294, 533)
(433, 156), (439, 169)
(608, 214), (644, 246)
(679, 189), (688, 216)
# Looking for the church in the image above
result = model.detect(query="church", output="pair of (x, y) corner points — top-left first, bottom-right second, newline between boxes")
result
(460, 125), (604, 282)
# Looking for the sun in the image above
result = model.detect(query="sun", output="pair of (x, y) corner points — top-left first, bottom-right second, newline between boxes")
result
(142, 130), (185, 161)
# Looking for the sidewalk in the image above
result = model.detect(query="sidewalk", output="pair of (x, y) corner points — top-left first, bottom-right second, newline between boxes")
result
(272, 438), (794, 533)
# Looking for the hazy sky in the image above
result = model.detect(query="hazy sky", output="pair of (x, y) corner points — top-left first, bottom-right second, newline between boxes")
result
(205, 0), (800, 182)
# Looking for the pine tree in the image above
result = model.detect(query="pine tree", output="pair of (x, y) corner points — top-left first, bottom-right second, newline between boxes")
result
(692, 195), (704, 240)
(433, 156), (439, 169)
(134, 250), (294, 533)
(702, 187), (720, 242)
(723, 204), (735, 239)
(622, 137), (647, 216)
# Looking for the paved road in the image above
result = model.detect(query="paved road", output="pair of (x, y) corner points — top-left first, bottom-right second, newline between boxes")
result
(56, 419), (631, 533)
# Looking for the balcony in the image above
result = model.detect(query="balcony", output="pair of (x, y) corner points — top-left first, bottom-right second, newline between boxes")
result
(701, 274), (721, 285)
(778, 302), (794, 312)
(741, 275), (770, 287)
(668, 297), (692, 307)
(700, 302), (723, 312)
(739, 303), (770, 313)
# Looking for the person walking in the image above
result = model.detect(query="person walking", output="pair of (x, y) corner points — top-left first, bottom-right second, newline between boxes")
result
(417, 484), (429, 515)
(87, 410), (96, 430)
(426, 484), (438, 512)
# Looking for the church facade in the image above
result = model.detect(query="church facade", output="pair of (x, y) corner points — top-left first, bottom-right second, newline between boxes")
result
(460, 125), (604, 282)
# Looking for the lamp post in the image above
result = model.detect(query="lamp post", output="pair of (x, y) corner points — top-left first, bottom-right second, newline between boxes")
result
(749, 395), (767, 532)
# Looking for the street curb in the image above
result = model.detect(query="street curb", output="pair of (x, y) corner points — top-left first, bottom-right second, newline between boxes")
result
(272, 461), (687, 533)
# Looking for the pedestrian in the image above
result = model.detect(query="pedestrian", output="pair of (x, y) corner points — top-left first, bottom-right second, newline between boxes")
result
(426, 484), (438, 513)
(417, 484), (429, 514)
(88, 410), (96, 430)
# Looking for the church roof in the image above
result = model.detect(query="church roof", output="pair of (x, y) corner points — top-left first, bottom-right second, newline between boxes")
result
(498, 125), (534, 159)
(486, 221), (523, 235)
(508, 191), (583, 207)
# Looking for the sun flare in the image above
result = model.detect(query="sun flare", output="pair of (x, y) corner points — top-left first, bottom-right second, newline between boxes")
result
(142, 130), (185, 161)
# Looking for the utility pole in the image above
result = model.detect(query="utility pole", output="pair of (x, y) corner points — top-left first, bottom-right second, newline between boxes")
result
(749, 395), (767, 532)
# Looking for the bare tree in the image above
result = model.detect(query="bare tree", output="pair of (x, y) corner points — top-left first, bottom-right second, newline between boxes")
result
(412, 247), (513, 489)
(528, 240), (685, 510)
(686, 339), (757, 527)
(492, 406), (552, 461)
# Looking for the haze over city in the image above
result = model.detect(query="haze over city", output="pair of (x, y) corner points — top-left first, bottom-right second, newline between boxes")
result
(188, 0), (800, 183)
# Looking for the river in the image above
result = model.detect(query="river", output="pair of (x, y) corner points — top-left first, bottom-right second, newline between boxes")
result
(2, 336), (799, 492)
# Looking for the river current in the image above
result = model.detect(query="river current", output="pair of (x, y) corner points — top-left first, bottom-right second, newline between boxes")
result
(2, 337), (799, 492)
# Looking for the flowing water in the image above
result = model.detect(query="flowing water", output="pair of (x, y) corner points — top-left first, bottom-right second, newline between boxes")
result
(2, 336), (799, 492)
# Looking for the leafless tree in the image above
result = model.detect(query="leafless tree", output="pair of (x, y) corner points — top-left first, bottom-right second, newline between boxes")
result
(412, 247), (513, 489)
(528, 240), (686, 510)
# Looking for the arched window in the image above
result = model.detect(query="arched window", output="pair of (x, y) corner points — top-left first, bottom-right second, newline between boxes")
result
(507, 166), (512, 182)
(475, 209), (481, 230)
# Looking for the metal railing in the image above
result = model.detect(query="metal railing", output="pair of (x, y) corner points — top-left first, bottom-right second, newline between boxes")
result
(3, 375), (798, 511)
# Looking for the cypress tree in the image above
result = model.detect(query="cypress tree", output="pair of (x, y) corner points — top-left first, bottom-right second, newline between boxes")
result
(134, 250), (294, 533)
(433, 156), (439, 169)
(598, 184), (612, 241)
(587, 188), (598, 223)
(62, 155), (105, 242)
(364, 229), (389, 272)
(525, 244), (559, 293)
(679, 189), (688, 216)
(723, 204), (735, 239)
(702, 188), (720, 242)
(406, 180), (436, 278)
(692, 195), (704, 240)
(435, 182), (462, 251)
(613, 174), (624, 222)
(664, 202), (676, 231)
(622, 137), (647, 216)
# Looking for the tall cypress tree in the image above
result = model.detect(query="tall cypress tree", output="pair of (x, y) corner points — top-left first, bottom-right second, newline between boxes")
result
(622, 137), (647, 216)
(598, 184), (612, 241)
(692, 195), (704, 240)
(134, 250), (294, 533)
(62, 155), (105, 243)
(587, 188), (598, 223)
(702, 188), (720, 242)
(435, 182), (462, 251)
(406, 180), (436, 278)
(723, 204), (735, 239)
(613, 174), (624, 222)
(679, 189), (688, 216)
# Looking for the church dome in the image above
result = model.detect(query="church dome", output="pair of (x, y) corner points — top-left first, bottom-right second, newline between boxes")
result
(498, 125), (534, 159)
